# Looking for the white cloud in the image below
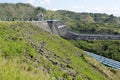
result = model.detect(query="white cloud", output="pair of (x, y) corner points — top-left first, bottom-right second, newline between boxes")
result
(71, 5), (120, 16)
(26, 0), (51, 6)
(51, 8), (58, 11)
(72, 6), (80, 9)
(40, 0), (51, 5)
(72, 6), (86, 10)
(44, 0), (51, 3)
(26, 0), (34, 4)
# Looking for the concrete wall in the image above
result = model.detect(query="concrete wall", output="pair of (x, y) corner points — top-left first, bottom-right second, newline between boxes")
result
(75, 34), (120, 40)
(31, 21), (60, 35)
(47, 21), (59, 35)
(31, 21), (53, 33)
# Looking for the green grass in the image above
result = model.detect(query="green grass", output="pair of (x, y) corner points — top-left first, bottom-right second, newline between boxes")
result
(0, 21), (120, 80)
(0, 54), (50, 80)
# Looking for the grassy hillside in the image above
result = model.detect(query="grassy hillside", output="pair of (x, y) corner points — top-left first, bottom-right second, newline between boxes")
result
(0, 21), (120, 80)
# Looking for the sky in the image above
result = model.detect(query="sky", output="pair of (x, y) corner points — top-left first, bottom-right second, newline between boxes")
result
(0, 0), (120, 16)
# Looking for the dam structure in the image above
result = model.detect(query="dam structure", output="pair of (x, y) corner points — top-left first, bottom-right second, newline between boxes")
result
(31, 20), (120, 69)
(31, 20), (120, 40)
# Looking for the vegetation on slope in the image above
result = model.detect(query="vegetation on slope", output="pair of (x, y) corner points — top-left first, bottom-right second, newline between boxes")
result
(0, 3), (46, 21)
(0, 21), (120, 80)
(71, 40), (120, 61)
(0, 55), (49, 80)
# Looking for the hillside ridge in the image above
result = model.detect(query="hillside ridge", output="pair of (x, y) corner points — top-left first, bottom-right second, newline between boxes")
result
(0, 21), (120, 80)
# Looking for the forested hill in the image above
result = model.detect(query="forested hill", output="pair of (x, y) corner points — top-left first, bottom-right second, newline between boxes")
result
(55, 10), (120, 35)
(0, 3), (120, 35)
(0, 3), (45, 21)
(56, 10), (120, 24)
(1, 3), (120, 23)
(0, 3), (34, 20)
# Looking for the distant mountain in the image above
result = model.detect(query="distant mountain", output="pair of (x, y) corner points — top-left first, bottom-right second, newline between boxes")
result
(1, 3), (120, 24)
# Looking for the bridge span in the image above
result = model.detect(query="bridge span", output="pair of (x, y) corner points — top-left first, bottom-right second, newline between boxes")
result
(68, 31), (120, 40)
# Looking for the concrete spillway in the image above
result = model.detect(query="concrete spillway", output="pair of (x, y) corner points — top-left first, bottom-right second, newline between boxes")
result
(31, 20), (120, 40)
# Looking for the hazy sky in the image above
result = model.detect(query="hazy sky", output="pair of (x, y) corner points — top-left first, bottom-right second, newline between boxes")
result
(0, 0), (120, 16)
